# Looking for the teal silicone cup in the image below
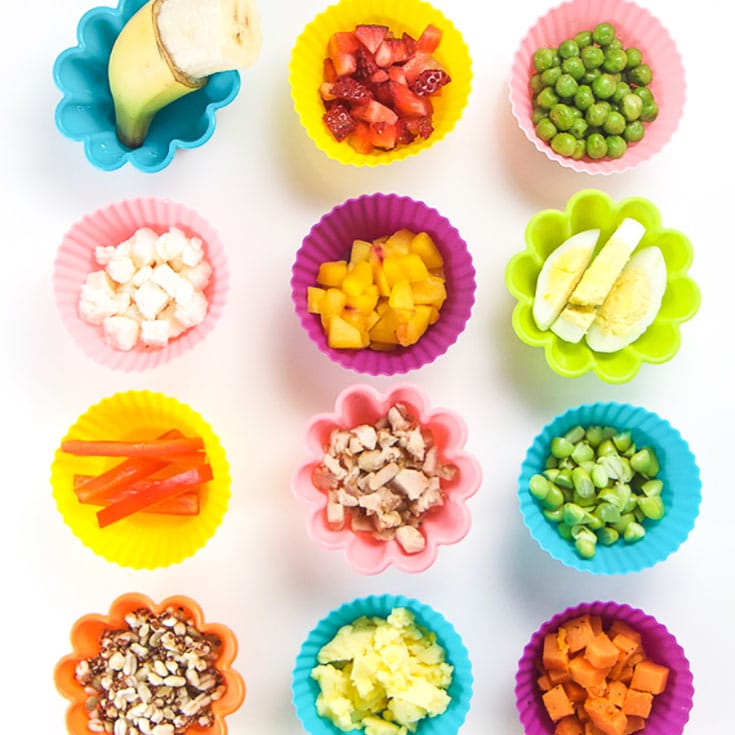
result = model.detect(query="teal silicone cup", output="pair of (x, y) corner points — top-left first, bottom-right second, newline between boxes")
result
(518, 402), (701, 574)
(292, 594), (473, 734)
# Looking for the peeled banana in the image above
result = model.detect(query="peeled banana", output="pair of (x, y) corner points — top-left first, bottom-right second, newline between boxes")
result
(108, 0), (262, 149)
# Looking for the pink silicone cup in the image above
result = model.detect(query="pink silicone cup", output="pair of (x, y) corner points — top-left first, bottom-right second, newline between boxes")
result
(54, 197), (229, 371)
(292, 383), (482, 574)
(509, 0), (686, 174)
(515, 600), (694, 735)
(291, 193), (476, 375)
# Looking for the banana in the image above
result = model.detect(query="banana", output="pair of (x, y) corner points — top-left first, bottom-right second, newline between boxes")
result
(108, 0), (262, 149)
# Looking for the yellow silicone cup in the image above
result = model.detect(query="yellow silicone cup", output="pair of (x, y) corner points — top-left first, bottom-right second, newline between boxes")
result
(50, 391), (231, 569)
(289, 0), (472, 166)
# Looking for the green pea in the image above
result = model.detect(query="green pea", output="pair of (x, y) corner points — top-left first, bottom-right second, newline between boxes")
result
(533, 47), (557, 72)
(634, 86), (654, 104)
(562, 56), (586, 81)
(574, 84), (595, 111)
(641, 479), (664, 497)
(535, 117), (557, 141)
(542, 484), (564, 509)
(624, 121), (645, 142)
(592, 73), (617, 99)
(559, 39), (580, 59)
(530, 73), (545, 94)
(603, 111), (626, 135)
(630, 448), (660, 477)
(574, 31), (593, 48)
(532, 107), (547, 125)
(628, 63), (653, 86)
(592, 22), (616, 46)
(597, 527), (619, 546)
(551, 132), (577, 157)
(638, 495), (665, 521)
(529, 474), (550, 500)
(612, 81), (632, 104)
(555, 74), (579, 99)
(641, 101), (659, 122)
(536, 86), (559, 110)
(621, 93), (643, 121)
(586, 133), (608, 159)
(606, 135), (627, 159)
(581, 45), (605, 69)
(608, 38), (623, 50)
(584, 102), (608, 127)
(625, 48), (642, 69)
(623, 521), (646, 543)
(572, 140), (587, 159)
(603, 48), (628, 73)
(541, 66), (563, 87)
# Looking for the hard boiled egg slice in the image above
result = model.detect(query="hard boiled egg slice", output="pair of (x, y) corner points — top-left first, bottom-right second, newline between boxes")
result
(585, 246), (667, 353)
(532, 229), (600, 331)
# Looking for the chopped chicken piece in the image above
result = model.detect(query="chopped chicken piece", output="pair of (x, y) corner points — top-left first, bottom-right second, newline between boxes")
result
(388, 404), (412, 432)
(368, 462), (399, 490)
(326, 501), (345, 530)
(392, 468), (429, 500)
(403, 427), (426, 460)
(357, 449), (383, 472)
(395, 526), (426, 554)
(352, 424), (377, 450)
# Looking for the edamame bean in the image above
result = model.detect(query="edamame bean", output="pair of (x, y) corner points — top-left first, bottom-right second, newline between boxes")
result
(542, 484), (565, 509)
(597, 527), (619, 546)
(641, 479), (663, 497)
(638, 495), (665, 520)
(572, 467), (595, 498)
(623, 521), (646, 543)
(564, 425), (586, 444)
(551, 436), (575, 458)
(529, 474), (550, 500)
(630, 447), (660, 477)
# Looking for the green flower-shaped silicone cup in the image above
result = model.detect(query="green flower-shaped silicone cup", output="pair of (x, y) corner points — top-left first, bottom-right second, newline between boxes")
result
(505, 189), (700, 383)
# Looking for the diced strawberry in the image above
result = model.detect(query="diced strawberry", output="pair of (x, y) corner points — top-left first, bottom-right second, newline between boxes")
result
(330, 77), (372, 104)
(410, 69), (451, 97)
(417, 24), (443, 53)
(395, 118), (416, 146)
(353, 47), (379, 82)
(388, 65), (407, 85)
(328, 32), (359, 76)
(370, 69), (390, 83)
(354, 24), (389, 54)
(369, 121), (397, 150)
(403, 115), (434, 139)
(369, 80), (394, 108)
(401, 51), (443, 83)
(319, 82), (337, 101)
(349, 120), (374, 154)
(323, 104), (356, 142)
(401, 33), (418, 58)
(323, 58), (338, 84)
(389, 81), (433, 117)
(351, 99), (398, 125)
(375, 38), (410, 67)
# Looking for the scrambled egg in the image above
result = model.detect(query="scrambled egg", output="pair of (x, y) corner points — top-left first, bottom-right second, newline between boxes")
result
(311, 607), (453, 733)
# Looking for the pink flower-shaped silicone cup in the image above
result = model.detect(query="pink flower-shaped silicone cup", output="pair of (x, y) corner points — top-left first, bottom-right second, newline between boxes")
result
(54, 197), (229, 371)
(509, 0), (685, 174)
(292, 383), (482, 574)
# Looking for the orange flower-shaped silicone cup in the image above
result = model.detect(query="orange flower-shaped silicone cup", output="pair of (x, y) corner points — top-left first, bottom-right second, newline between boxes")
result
(54, 593), (245, 735)
(292, 383), (482, 574)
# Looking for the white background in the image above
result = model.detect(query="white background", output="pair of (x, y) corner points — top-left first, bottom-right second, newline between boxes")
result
(1, 0), (732, 732)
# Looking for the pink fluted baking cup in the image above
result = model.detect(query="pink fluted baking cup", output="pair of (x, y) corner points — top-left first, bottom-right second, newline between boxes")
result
(509, 0), (685, 174)
(291, 193), (475, 375)
(291, 383), (482, 574)
(515, 600), (694, 735)
(54, 197), (229, 371)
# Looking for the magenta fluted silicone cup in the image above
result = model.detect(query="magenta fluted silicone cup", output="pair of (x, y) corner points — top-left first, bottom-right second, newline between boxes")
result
(291, 193), (476, 375)
(292, 383), (482, 574)
(54, 197), (229, 372)
(515, 600), (694, 735)
(510, 0), (685, 174)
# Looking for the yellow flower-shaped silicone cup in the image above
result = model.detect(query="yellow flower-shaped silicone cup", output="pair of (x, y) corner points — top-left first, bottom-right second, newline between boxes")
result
(505, 189), (700, 384)
(289, 0), (472, 166)
(50, 390), (231, 569)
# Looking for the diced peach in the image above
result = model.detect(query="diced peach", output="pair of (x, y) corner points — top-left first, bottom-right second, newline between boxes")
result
(319, 288), (347, 317)
(543, 684), (576, 722)
(389, 280), (414, 310)
(629, 660), (669, 695)
(342, 261), (373, 296)
(411, 275), (447, 306)
(382, 228), (415, 256)
(317, 260), (348, 287)
(371, 258), (391, 297)
(368, 310), (401, 344)
(345, 285), (379, 313)
(327, 315), (364, 349)
(402, 253), (430, 282)
(585, 633), (621, 670)
(349, 239), (372, 265)
(307, 286), (326, 314)
(410, 231), (444, 269)
(396, 304), (432, 347)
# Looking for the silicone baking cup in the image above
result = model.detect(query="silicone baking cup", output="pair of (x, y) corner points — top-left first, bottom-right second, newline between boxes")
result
(50, 390), (231, 569)
(291, 193), (475, 375)
(292, 594), (473, 735)
(289, 0), (472, 166)
(53, 0), (240, 173)
(505, 189), (700, 383)
(518, 401), (701, 575)
(54, 197), (229, 372)
(55, 592), (245, 735)
(515, 600), (694, 735)
(292, 383), (482, 574)
(509, 0), (685, 174)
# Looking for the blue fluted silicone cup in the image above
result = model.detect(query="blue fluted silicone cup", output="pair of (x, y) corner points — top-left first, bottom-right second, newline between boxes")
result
(292, 594), (473, 734)
(518, 401), (701, 575)
(52, 0), (240, 173)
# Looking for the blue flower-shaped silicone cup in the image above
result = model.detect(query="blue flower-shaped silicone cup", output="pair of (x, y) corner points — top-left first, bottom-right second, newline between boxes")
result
(292, 594), (473, 735)
(518, 402), (701, 575)
(53, 0), (240, 173)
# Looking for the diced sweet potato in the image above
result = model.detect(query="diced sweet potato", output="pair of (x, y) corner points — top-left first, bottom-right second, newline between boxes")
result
(563, 680), (587, 704)
(569, 654), (610, 689)
(544, 632), (570, 672)
(584, 697), (627, 735)
(563, 615), (596, 653)
(630, 656), (669, 695)
(623, 715), (646, 734)
(622, 688), (653, 718)
(584, 722), (607, 735)
(555, 715), (584, 735)
(589, 616), (604, 636)
(543, 684), (576, 722)
(538, 673), (553, 692)
(612, 633), (640, 657)
(608, 680), (628, 709)
(585, 633), (621, 669)
(549, 667), (573, 685)
(608, 621), (642, 647)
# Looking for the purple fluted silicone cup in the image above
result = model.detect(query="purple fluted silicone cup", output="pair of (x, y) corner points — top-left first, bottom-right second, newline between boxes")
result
(291, 193), (476, 376)
(515, 600), (694, 735)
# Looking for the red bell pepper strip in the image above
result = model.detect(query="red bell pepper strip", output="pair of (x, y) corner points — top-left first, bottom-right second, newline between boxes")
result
(74, 476), (201, 515)
(62, 436), (204, 457)
(96, 464), (213, 528)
